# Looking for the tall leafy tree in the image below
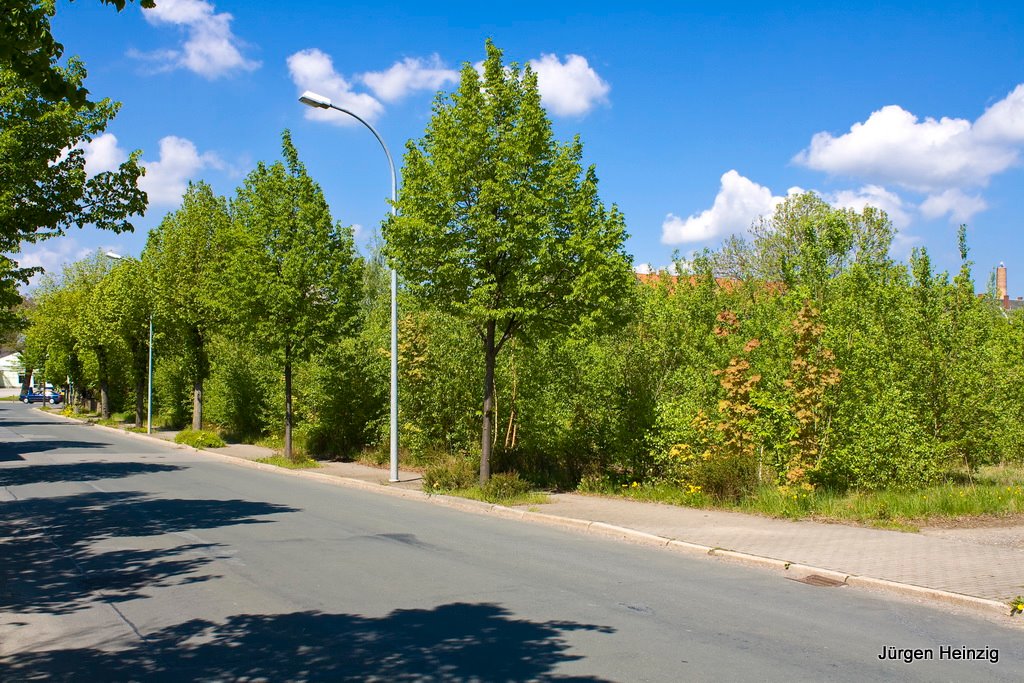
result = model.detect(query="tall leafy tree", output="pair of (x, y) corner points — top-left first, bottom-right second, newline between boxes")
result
(0, 62), (146, 255)
(1, 0), (154, 106)
(75, 257), (126, 419)
(26, 253), (111, 412)
(145, 182), (231, 430)
(2, 1), (148, 336)
(384, 41), (633, 483)
(99, 257), (151, 425)
(228, 131), (362, 460)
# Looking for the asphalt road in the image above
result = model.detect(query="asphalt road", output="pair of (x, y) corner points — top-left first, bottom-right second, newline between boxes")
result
(2, 400), (1022, 682)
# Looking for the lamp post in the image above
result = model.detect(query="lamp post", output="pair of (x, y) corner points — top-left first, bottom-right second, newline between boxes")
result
(105, 251), (154, 434)
(298, 90), (400, 482)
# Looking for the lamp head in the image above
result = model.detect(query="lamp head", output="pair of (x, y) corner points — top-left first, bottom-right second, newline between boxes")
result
(104, 251), (124, 260)
(299, 90), (331, 109)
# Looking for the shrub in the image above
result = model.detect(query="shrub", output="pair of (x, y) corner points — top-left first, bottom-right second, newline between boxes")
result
(175, 429), (226, 449)
(422, 456), (477, 493)
(480, 471), (532, 502)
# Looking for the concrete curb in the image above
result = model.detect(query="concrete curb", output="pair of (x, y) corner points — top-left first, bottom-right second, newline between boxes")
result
(33, 407), (1017, 621)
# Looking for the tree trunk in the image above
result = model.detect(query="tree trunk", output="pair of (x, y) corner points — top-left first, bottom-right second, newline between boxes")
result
(480, 319), (497, 485)
(192, 377), (203, 431)
(97, 347), (111, 420)
(284, 343), (293, 461)
(135, 378), (146, 427)
(192, 328), (206, 431)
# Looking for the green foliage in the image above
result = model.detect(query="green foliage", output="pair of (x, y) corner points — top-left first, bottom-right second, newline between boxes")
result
(227, 130), (362, 460)
(0, 60), (146, 253)
(203, 335), (278, 441)
(479, 471), (532, 502)
(738, 472), (1024, 526)
(385, 40), (633, 483)
(254, 455), (320, 470)
(0, 1), (154, 106)
(174, 429), (226, 450)
(296, 338), (386, 459)
(18, 108), (1024, 514)
(422, 456), (478, 493)
(145, 181), (231, 430)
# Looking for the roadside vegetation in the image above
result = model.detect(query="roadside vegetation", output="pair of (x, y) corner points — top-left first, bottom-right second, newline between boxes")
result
(12, 41), (1024, 527)
(174, 429), (226, 450)
(255, 455), (320, 470)
(589, 464), (1024, 530)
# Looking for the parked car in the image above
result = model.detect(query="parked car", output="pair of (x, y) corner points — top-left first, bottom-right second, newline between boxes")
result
(20, 388), (63, 404)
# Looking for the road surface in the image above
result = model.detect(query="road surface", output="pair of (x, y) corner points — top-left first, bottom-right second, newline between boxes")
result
(2, 401), (1021, 681)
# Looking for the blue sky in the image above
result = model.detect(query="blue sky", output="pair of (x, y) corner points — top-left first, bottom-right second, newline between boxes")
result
(20, 0), (1024, 294)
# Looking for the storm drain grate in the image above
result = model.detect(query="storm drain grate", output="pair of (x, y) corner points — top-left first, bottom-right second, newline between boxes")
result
(787, 574), (846, 588)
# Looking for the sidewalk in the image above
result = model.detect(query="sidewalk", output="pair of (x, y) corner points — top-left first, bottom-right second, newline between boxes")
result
(79, 417), (1024, 619)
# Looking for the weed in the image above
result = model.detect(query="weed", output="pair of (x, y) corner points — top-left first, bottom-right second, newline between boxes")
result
(481, 472), (532, 502)
(255, 455), (320, 469)
(174, 429), (226, 449)
(423, 456), (477, 493)
(1010, 596), (1024, 616)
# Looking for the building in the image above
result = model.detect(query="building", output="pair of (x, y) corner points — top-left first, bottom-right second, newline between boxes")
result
(0, 352), (26, 388)
(995, 263), (1024, 311)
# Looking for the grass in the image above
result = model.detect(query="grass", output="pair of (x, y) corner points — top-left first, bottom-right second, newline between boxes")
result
(254, 455), (320, 469)
(174, 429), (226, 449)
(584, 464), (1024, 529)
(435, 486), (549, 506)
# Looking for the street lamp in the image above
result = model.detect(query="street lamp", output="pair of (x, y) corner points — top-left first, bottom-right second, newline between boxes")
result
(105, 251), (154, 435)
(299, 90), (400, 483)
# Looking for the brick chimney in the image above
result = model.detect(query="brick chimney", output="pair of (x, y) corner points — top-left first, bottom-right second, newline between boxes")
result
(998, 262), (1009, 309)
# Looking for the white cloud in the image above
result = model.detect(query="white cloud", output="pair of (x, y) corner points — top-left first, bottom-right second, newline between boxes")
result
(136, 0), (259, 78)
(662, 170), (795, 244)
(890, 231), (923, 259)
(794, 85), (1024, 193)
(634, 263), (653, 274)
(362, 55), (458, 102)
(287, 49), (384, 125)
(919, 189), (988, 224)
(528, 54), (610, 117)
(15, 238), (93, 285)
(827, 185), (912, 229)
(80, 133), (128, 176)
(140, 136), (223, 207)
(974, 84), (1024, 143)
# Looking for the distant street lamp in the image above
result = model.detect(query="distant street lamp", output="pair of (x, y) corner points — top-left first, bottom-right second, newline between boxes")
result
(105, 251), (154, 434)
(298, 90), (400, 483)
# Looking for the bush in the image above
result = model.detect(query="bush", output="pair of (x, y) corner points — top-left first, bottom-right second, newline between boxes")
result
(480, 471), (532, 502)
(422, 456), (477, 493)
(175, 429), (226, 449)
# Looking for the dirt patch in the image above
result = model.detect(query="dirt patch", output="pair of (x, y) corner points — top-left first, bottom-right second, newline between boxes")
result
(919, 513), (1024, 530)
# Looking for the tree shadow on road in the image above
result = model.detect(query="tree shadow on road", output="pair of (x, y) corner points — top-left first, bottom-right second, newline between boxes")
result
(0, 490), (296, 615)
(3, 603), (615, 681)
(0, 461), (182, 487)
(0, 439), (107, 462)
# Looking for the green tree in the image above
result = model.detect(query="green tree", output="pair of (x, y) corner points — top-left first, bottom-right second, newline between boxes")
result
(0, 62), (146, 255)
(2, 2), (148, 335)
(75, 257), (125, 418)
(385, 41), (633, 483)
(228, 131), (362, 460)
(1, 0), (154, 106)
(99, 257), (151, 425)
(145, 182), (231, 430)
(26, 253), (112, 412)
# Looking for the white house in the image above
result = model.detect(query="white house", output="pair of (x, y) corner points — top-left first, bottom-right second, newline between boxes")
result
(0, 352), (25, 388)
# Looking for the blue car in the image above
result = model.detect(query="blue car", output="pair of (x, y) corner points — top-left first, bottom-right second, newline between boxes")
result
(20, 388), (63, 404)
